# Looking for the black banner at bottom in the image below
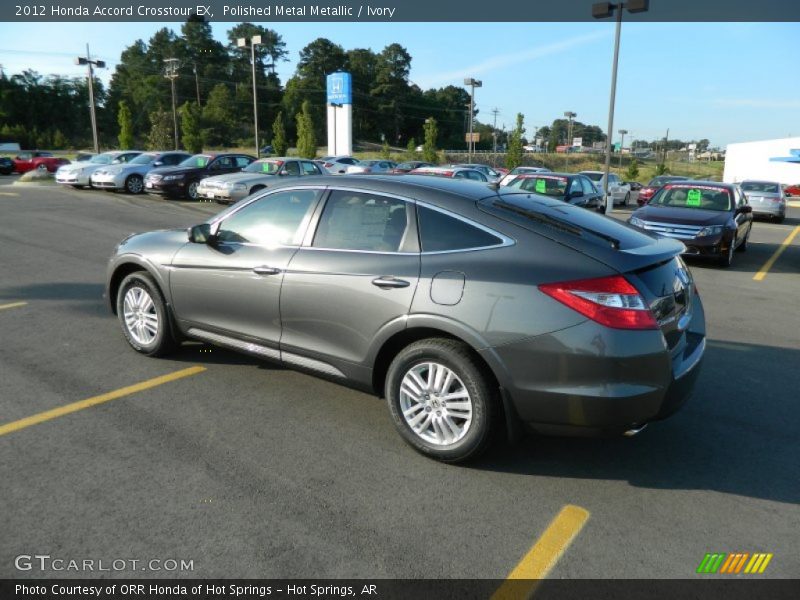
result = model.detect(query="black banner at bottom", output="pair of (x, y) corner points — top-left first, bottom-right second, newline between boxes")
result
(2, 579), (799, 600)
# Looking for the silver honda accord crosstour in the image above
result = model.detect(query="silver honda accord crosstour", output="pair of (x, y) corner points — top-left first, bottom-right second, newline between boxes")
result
(106, 175), (706, 462)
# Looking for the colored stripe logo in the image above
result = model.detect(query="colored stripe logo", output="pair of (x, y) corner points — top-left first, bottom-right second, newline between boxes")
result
(697, 553), (773, 574)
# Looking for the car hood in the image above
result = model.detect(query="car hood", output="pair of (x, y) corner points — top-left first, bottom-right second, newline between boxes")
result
(117, 228), (189, 259)
(58, 161), (108, 173)
(202, 172), (273, 185)
(633, 205), (731, 225)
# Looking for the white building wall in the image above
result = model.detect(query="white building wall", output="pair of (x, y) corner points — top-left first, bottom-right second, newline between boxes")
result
(723, 137), (800, 184)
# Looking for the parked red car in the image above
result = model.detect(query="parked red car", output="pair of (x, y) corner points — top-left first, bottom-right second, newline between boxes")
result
(13, 151), (70, 174)
(637, 175), (689, 206)
(783, 183), (800, 197)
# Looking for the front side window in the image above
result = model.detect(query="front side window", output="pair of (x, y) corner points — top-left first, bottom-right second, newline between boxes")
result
(580, 177), (597, 195)
(418, 205), (504, 252)
(235, 156), (253, 168)
(313, 191), (409, 252)
(569, 178), (583, 195)
(301, 161), (321, 175)
(216, 189), (320, 247)
(283, 161), (301, 176)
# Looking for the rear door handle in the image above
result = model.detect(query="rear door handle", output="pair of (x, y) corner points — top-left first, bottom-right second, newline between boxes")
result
(253, 266), (282, 276)
(372, 276), (410, 289)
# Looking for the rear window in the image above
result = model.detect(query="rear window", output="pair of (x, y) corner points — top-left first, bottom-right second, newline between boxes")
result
(741, 182), (780, 193)
(245, 159), (283, 174)
(508, 175), (568, 197)
(418, 206), (503, 252)
(652, 184), (731, 211)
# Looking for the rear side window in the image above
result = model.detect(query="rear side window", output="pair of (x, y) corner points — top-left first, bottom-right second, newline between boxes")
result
(313, 191), (409, 252)
(301, 161), (321, 175)
(418, 206), (503, 252)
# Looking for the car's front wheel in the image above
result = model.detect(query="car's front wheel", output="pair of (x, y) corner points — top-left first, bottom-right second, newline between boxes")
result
(719, 236), (736, 267)
(116, 272), (176, 356)
(125, 174), (144, 194)
(385, 338), (497, 463)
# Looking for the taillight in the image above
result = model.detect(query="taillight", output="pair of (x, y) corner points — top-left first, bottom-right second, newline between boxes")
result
(324, 162), (334, 168)
(538, 275), (658, 330)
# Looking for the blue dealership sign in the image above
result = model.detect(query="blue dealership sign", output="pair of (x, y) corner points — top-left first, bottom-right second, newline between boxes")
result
(326, 72), (352, 105)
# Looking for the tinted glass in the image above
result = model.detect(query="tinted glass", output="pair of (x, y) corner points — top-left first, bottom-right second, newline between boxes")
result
(418, 205), (502, 252)
(313, 191), (408, 252)
(216, 189), (319, 246)
(130, 154), (156, 165)
(583, 172), (603, 182)
(569, 178), (583, 194)
(180, 154), (212, 168)
(580, 177), (596, 195)
(163, 154), (186, 165)
(284, 161), (301, 176)
(651, 185), (731, 211)
(235, 156), (252, 168)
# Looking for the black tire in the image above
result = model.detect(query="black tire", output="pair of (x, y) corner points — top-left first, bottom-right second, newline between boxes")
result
(719, 236), (736, 267)
(125, 174), (144, 194)
(186, 180), (199, 200)
(116, 272), (177, 357)
(385, 338), (498, 463)
(624, 191), (631, 206)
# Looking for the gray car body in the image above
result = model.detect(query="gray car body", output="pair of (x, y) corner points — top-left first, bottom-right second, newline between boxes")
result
(90, 151), (191, 191)
(56, 151), (143, 186)
(197, 158), (323, 203)
(740, 180), (786, 219)
(106, 175), (705, 437)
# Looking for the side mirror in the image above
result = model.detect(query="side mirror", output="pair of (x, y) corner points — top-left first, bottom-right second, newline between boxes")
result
(188, 223), (215, 244)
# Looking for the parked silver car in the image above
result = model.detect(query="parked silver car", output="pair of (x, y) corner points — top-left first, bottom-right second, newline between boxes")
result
(106, 175), (705, 462)
(56, 151), (142, 188)
(345, 160), (397, 174)
(90, 151), (190, 194)
(740, 180), (786, 222)
(315, 156), (360, 174)
(580, 170), (632, 206)
(197, 157), (324, 204)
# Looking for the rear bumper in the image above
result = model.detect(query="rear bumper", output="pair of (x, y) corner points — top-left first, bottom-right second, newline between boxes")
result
(484, 298), (705, 436)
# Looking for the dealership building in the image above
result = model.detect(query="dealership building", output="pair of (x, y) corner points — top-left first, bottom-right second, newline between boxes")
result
(724, 137), (800, 184)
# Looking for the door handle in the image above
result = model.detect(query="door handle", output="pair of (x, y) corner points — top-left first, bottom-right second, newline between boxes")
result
(372, 276), (410, 289)
(253, 266), (282, 276)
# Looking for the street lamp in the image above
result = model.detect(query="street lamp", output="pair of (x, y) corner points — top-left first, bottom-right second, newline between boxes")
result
(464, 77), (482, 161)
(618, 129), (628, 168)
(564, 111), (576, 167)
(238, 35), (263, 158)
(163, 58), (180, 150)
(75, 45), (105, 154)
(593, 0), (649, 213)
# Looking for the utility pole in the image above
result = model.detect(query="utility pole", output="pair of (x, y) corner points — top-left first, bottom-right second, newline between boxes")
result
(163, 58), (180, 150)
(618, 129), (628, 168)
(491, 107), (499, 153)
(192, 62), (201, 106)
(663, 127), (670, 164)
(564, 111), (576, 169)
(75, 45), (105, 154)
(464, 77), (482, 161)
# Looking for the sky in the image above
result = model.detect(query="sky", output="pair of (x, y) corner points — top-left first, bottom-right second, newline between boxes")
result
(0, 21), (798, 148)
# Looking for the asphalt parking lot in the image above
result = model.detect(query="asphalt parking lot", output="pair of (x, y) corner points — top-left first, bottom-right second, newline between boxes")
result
(1, 178), (798, 582)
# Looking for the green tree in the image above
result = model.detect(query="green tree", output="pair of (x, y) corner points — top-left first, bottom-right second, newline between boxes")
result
(624, 158), (640, 181)
(271, 111), (288, 156)
(381, 139), (391, 159)
(180, 101), (203, 154)
(202, 83), (236, 147)
(117, 100), (134, 149)
(406, 138), (417, 159)
(52, 129), (68, 150)
(295, 100), (317, 159)
(422, 118), (438, 164)
(655, 162), (669, 176)
(506, 113), (525, 170)
(147, 109), (173, 150)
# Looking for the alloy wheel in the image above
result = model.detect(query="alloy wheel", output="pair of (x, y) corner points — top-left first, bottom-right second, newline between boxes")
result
(122, 286), (159, 345)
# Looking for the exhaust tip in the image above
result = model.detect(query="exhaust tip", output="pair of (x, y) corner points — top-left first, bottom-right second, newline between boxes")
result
(624, 424), (648, 437)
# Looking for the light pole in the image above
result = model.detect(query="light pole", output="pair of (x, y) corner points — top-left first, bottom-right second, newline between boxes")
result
(593, 0), (649, 213)
(464, 77), (482, 161)
(163, 58), (180, 150)
(618, 129), (628, 168)
(238, 35), (263, 158)
(75, 45), (105, 154)
(564, 111), (576, 168)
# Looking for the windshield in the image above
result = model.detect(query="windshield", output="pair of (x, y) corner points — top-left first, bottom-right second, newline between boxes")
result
(509, 175), (568, 197)
(179, 154), (212, 168)
(582, 172), (603, 182)
(130, 154), (156, 165)
(245, 159), (282, 174)
(651, 185), (731, 211)
(741, 182), (780, 193)
(90, 154), (115, 164)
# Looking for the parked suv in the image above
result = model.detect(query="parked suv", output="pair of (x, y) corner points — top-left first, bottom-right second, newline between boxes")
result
(106, 176), (706, 462)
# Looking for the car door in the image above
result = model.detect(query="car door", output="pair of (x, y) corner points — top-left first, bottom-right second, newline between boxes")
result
(580, 176), (601, 208)
(169, 188), (323, 347)
(733, 186), (752, 240)
(279, 188), (421, 368)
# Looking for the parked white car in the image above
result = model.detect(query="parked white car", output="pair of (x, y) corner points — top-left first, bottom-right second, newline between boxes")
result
(579, 170), (632, 206)
(56, 151), (142, 188)
(499, 166), (552, 186)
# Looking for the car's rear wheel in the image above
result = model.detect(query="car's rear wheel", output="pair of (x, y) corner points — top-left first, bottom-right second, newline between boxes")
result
(385, 338), (497, 463)
(186, 181), (199, 200)
(117, 272), (176, 357)
(125, 174), (144, 194)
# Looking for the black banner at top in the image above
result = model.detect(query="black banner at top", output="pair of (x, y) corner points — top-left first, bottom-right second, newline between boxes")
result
(2, 0), (800, 22)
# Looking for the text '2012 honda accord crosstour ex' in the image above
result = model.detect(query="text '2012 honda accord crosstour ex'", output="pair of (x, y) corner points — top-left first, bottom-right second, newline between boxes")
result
(106, 175), (706, 462)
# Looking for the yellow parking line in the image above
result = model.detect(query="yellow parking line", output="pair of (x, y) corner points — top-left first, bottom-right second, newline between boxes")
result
(753, 225), (800, 281)
(492, 505), (590, 600)
(0, 366), (206, 437)
(0, 191), (19, 197)
(0, 301), (28, 311)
